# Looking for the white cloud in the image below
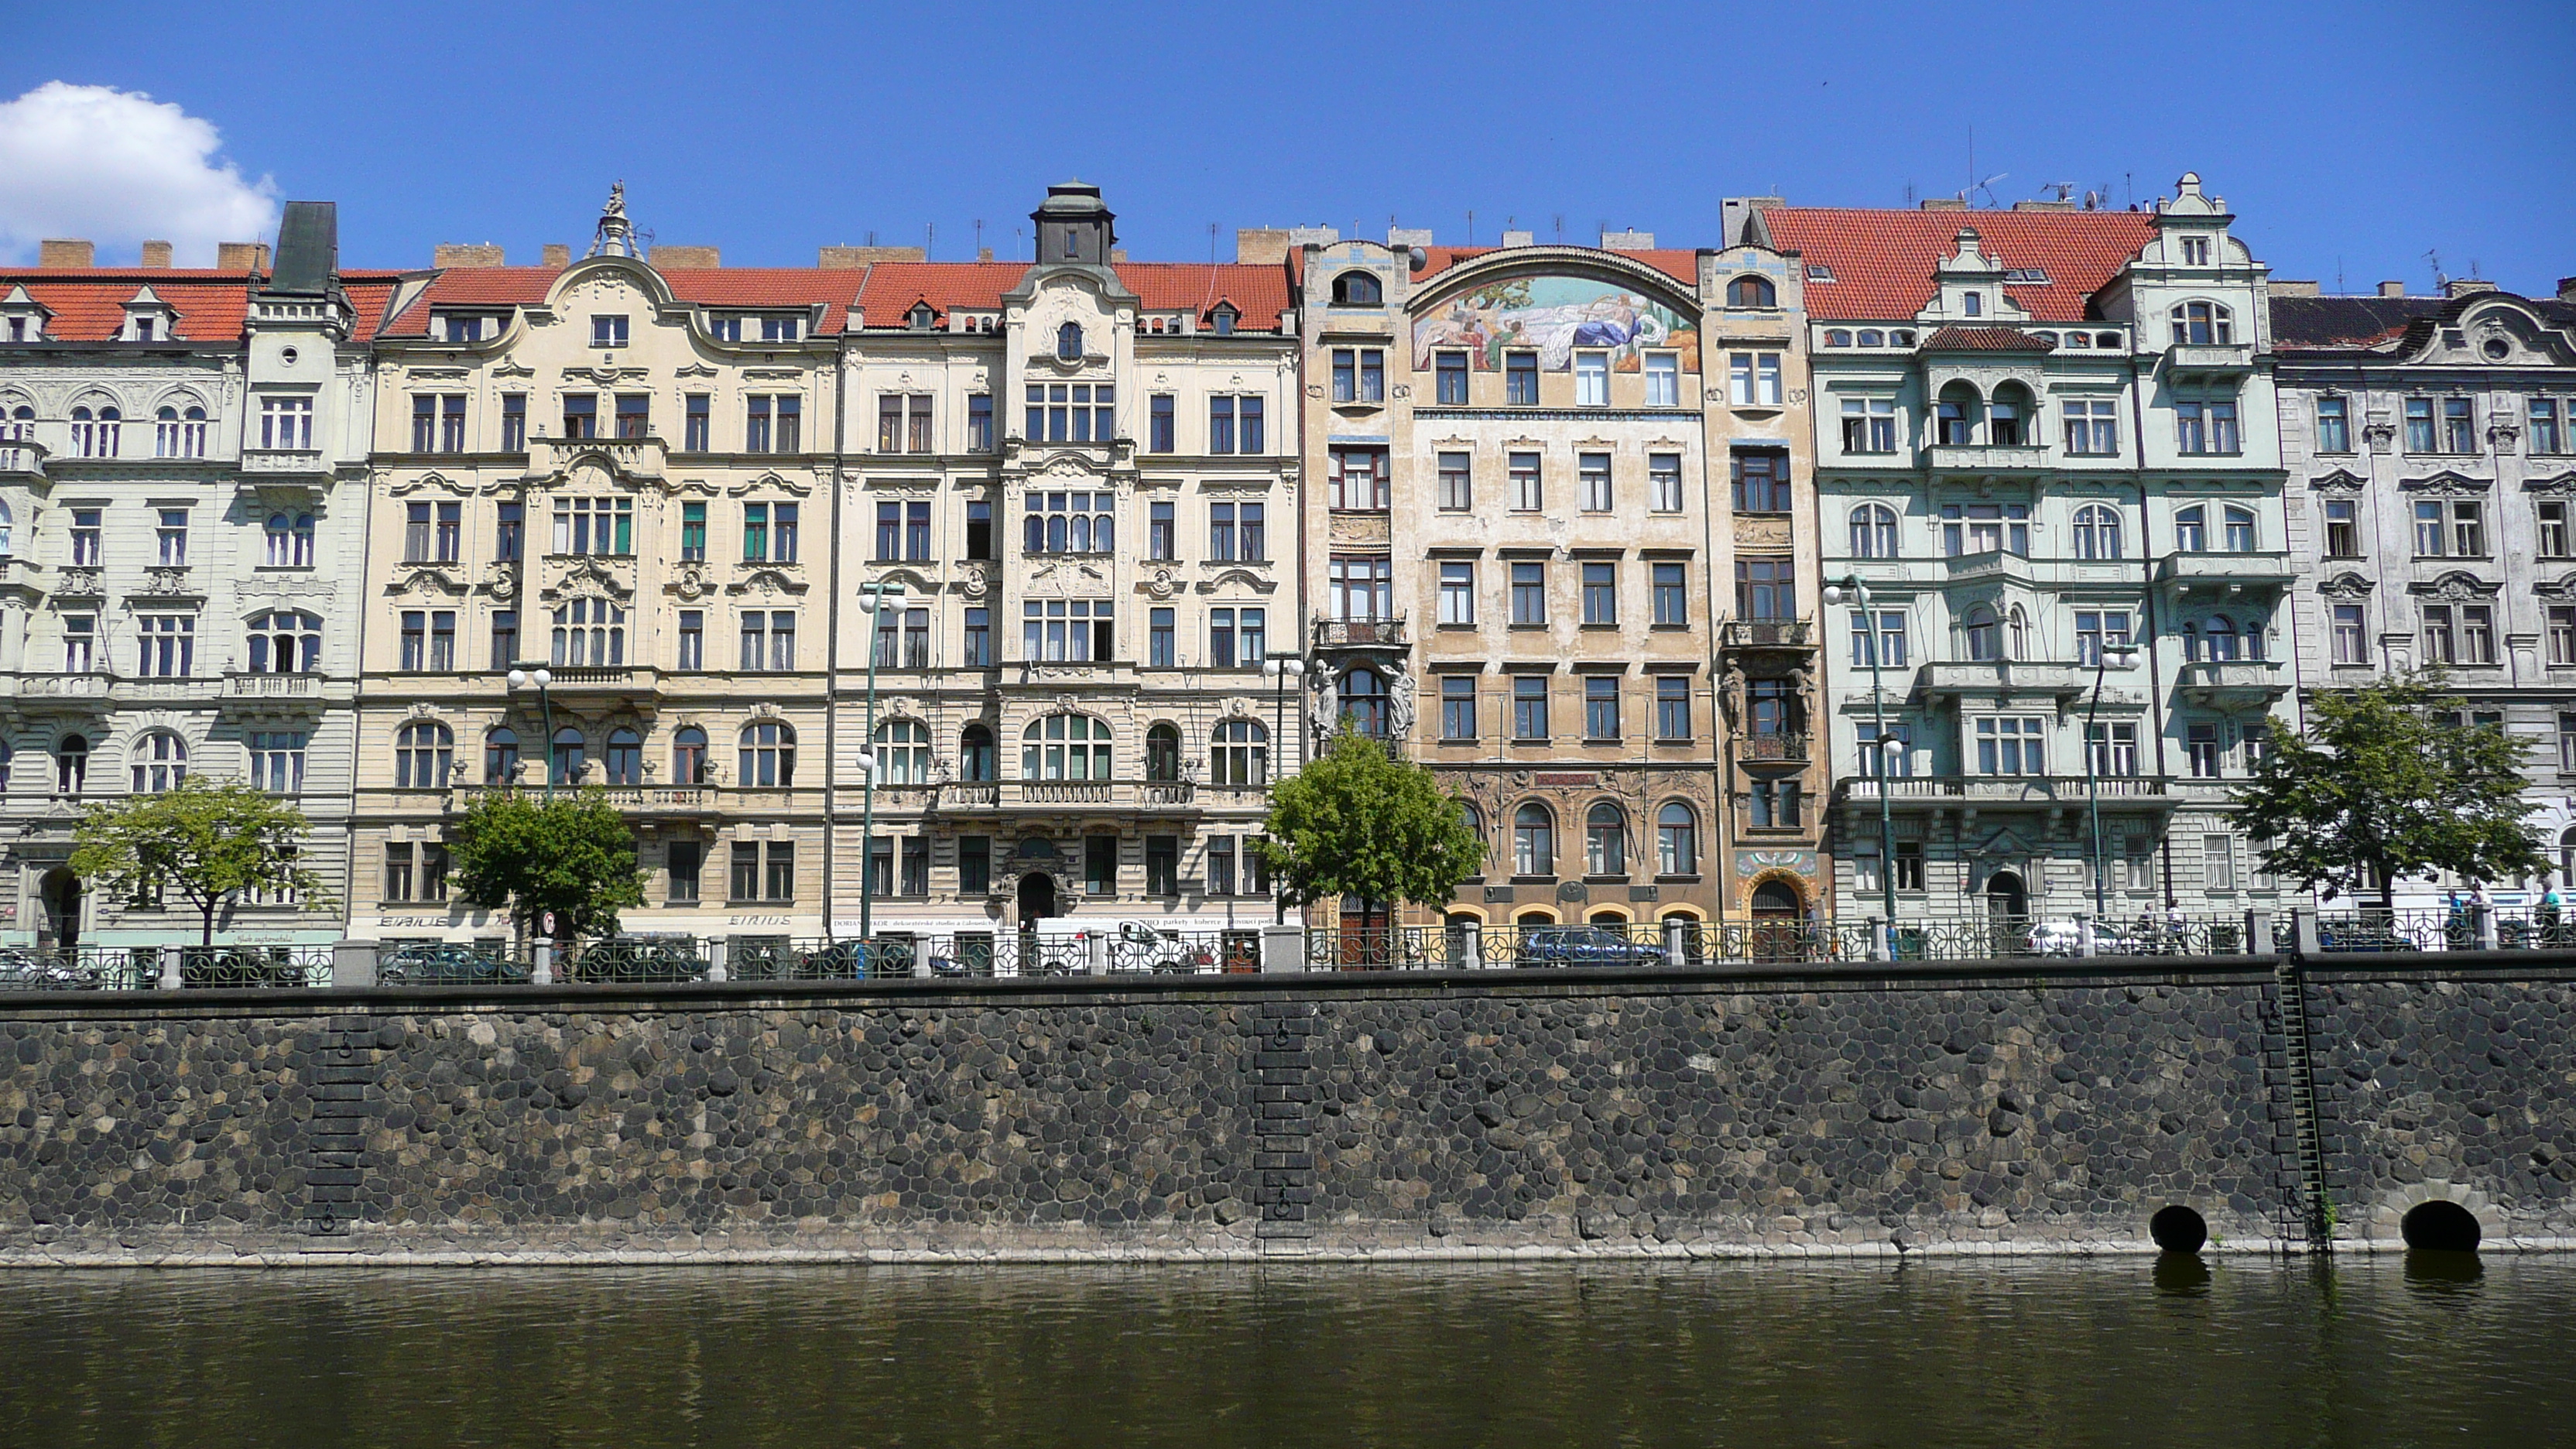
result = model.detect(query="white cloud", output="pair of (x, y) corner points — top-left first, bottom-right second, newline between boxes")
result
(0, 82), (279, 267)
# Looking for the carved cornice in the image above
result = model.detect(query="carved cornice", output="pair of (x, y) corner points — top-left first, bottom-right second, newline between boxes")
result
(2317, 570), (2375, 599)
(2398, 469), (2489, 497)
(2307, 468), (2369, 493)
(2405, 570), (2501, 601)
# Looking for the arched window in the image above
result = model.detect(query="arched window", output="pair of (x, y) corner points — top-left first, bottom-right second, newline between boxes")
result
(69, 401), (120, 458)
(1144, 722), (1182, 781)
(2170, 300), (2234, 347)
(247, 611), (322, 673)
(1962, 605), (2002, 662)
(738, 722), (795, 788)
(0, 498), (13, 557)
(56, 734), (89, 795)
(2072, 504), (2122, 560)
(1889, 329), (1917, 346)
(959, 723), (995, 782)
(1022, 714), (1111, 781)
(1057, 321), (1083, 361)
(2204, 615), (2241, 662)
(2223, 505), (2257, 553)
(396, 721), (453, 789)
(1512, 803), (1556, 877)
(1459, 799), (1485, 848)
(1857, 329), (1884, 348)
(875, 720), (930, 784)
(1849, 503), (1899, 560)
(130, 731), (187, 793)
(1585, 801), (1626, 876)
(591, 728), (634, 786)
(2245, 612), (2268, 661)
(153, 402), (207, 458)
(1657, 802), (1698, 875)
(1935, 382), (1979, 446)
(485, 727), (519, 785)
(550, 726), (584, 786)
(265, 512), (316, 567)
(3, 402), (29, 438)
(1338, 666), (1388, 738)
(551, 599), (626, 666)
(670, 725), (706, 784)
(1824, 329), (1852, 348)
(2560, 826), (2576, 889)
(2174, 505), (2208, 553)
(1989, 382), (2033, 447)
(1330, 270), (1382, 306)
(1727, 276), (1776, 308)
(1212, 719), (1267, 786)
(2007, 605), (2030, 660)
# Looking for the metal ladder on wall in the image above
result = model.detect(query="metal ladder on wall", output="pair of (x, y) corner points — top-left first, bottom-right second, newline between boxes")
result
(2273, 961), (2334, 1249)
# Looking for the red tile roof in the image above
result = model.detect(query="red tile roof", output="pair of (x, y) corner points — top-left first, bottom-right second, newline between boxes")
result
(850, 261), (1025, 324)
(1112, 262), (1290, 329)
(0, 269), (413, 342)
(1922, 324), (2055, 352)
(381, 265), (868, 337)
(1760, 207), (2156, 321)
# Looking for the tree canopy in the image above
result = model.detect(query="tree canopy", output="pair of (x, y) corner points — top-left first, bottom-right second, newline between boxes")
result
(449, 790), (645, 944)
(1252, 731), (1485, 916)
(2233, 673), (2546, 908)
(70, 778), (333, 946)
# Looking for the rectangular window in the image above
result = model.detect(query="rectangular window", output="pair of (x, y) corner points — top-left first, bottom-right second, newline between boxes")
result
(2332, 603), (2369, 665)
(899, 501), (921, 562)
(1649, 454), (1683, 512)
(1574, 351), (1609, 407)
(69, 509), (101, 566)
(958, 837), (992, 896)
(1330, 447), (1389, 511)
(135, 615), (194, 677)
(968, 393), (995, 452)
(615, 393), (649, 440)
(258, 396), (312, 450)
(1149, 607), (1174, 668)
(676, 610), (702, 671)
(1144, 836), (1179, 896)
(2422, 604), (2456, 664)
(591, 314), (628, 347)
(1727, 352), (1783, 407)
(1022, 598), (1115, 663)
(561, 393), (597, 440)
(1509, 562), (1546, 624)
(679, 500), (706, 561)
(247, 731), (307, 793)
(761, 315), (801, 344)
(1208, 396), (1235, 454)
(385, 843), (414, 903)
(153, 508), (188, 566)
(1512, 676), (1550, 741)
(682, 394), (710, 451)
(1506, 351), (1539, 405)
(1238, 396), (1262, 453)
(2324, 498), (2360, 557)
(2453, 500), (2485, 557)
(2317, 396), (2351, 453)
(875, 502), (899, 561)
(2533, 398), (2564, 455)
(492, 609), (519, 669)
(1894, 841), (1926, 892)
(2085, 721), (2140, 778)
(898, 837), (929, 897)
(2414, 499), (2446, 557)
(411, 395), (436, 453)
(1748, 779), (1802, 830)
(740, 611), (796, 672)
(1975, 717), (2046, 776)
(2463, 604), (2497, 664)
(1644, 353), (1679, 407)
(2204, 835), (2236, 892)
(433, 502), (459, 563)
(666, 840), (702, 903)
(764, 842), (795, 903)
(1584, 676), (1619, 740)
(1210, 607), (1237, 669)
(2074, 609), (2132, 666)
(1436, 351), (1469, 405)
(1148, 395), (1173, 454)
(1085, 834), (1117, 896)
(2187, 721), (2222, 777)
(730, 843), (760, 903)
(1432, 451), (1472, 510)
(549, 498), (632, 555)
(1848, 609), (1907, 669)
(2406, 398), (2437, 453)
(1239, 502), (1265, 561)
(2058, 399), (2117, 455)
(2553, 607), (2576, 666)
(1329, 555), (1392, 621)
(1651, 563), (1687, 625)
(1150, 501), (1177, 560)
(1440, 676), (1477, 742)
(60, 611), (94, 670)
(1732, 450), (1791, 512)
(1206, 838), (1235, 897)
(965, 499), (994, 560)
(1438, 561), (1475, 625)
(1655, 676), (1690, 741)
(1840, 397), (1901, 454)
(404, 502), (433, 563)
(2543, 500), (2572, 558)
(964, 608), (992, 667)
(1579, 452), (1612, 512)
(1734, 558), (1793, 619)
(500, 394), (526, 452)
(427, 611), (454, 671)
(2444, 397), (2476, 454)
(1510, 452), (1542, 511)
(1941, 502), (2030, 557)
(1581, 562), (1617, 624)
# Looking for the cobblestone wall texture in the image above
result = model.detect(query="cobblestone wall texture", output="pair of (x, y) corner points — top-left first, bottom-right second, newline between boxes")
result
(0, 963), (2567, 1261)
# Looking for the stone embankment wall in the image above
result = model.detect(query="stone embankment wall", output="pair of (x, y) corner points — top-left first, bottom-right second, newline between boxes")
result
(0, 958), (2570, 1263)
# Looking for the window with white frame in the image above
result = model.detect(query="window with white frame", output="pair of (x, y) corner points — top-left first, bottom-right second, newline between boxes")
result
(1330, 447), (1389, 511)
(1438, 562), (1475, 625)
(1974, 716), (2045, 775)
(258, 395), (312, 450)
(552, 497), (633, 555)
(1644, 353), (1680, 406)
(264, 512), (316, 567)
(1728, 352), (1783, 406)
(1841, 396), (1898, 453)
(550, 599), (626, 666)
(248, 731), (306, 793)
(135, 615), (194, 677)
(1022, 599), (1113, 661)
(130, 731), (187, 793)
(154, 404), (207, 457)
(2063, 399), (2118, 455)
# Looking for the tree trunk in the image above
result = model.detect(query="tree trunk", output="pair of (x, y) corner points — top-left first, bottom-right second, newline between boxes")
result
(2377, 864), (2396, 913)
(200, 897), (217, 948)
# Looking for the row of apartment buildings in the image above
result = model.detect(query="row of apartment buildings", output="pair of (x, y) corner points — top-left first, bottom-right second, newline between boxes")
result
(0, 176), (2568, 953)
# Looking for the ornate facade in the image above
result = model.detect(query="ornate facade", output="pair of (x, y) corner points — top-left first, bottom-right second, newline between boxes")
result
(0, 207), (395, 950)
(2274, 277), (2576, 908)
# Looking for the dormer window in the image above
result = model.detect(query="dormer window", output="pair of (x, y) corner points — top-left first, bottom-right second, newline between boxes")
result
(2170, 301), (2232, 346)
(1061, 228), (1081, 259)
(760, 315), (801, 342)
(2002, 267), (2050, 284)
(1331, 271), (1382, 306)
(1726, 276), (1776, 308)
(5, 317), (27, 342)
(1961, 291), (1983, 317)
(2181, 236), (2211, 265)
(444, 315), (485, 343)
(1057, 321), (1084, 360)
(1209, 305), (1237, 336)
(132, 317), (156, 341)
(908, 303), (936, 330)
(709, 315), (742, 342)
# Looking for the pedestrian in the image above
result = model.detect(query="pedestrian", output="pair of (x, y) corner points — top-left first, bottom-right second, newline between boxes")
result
(2538, 876), (2564, 945)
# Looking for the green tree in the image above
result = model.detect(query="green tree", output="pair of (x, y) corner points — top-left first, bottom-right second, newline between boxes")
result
(2233, 673), (2545, 909)
(1252, 731), (1485, 920)
(70, 778), (334, 946)
(449, 790), (646, 945)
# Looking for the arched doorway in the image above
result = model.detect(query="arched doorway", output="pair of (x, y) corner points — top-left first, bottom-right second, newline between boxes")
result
(38, 868), (80, 952)
(1984, 869), (2029, 919)
(1749, 879), (1804, 961)
(1016, 871), (1057, 924)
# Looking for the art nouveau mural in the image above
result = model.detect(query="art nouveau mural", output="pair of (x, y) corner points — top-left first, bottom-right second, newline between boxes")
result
(1412, 275), (1699, 372)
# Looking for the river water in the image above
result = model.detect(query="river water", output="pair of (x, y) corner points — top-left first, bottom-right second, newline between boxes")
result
(1, 1255), (2566, 1447)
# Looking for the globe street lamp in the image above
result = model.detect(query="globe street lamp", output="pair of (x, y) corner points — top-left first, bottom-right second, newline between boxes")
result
(856, 581), (906, 944)
(505, 664), (556, 802)
(2084, 642), (2143, 922)
(1820, 577), (1899, 953)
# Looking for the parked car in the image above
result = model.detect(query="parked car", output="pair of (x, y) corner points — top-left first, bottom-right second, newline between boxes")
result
(2029, 920), (2149, 957)
(2315, 917), (2422, 953)
(380, 943), (524, 985)
(1514, 926), (1668, 970)
(1113, 920), (1217, 975)
(0, 946), (101, 991)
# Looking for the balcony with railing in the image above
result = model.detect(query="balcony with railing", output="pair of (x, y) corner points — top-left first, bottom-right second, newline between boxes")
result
(2156, 550), (2294, 595)
(2167, 342), (2256, 375)
(0, 436), (47, 481)
(2174, 659), (2289, 710)
(1734, 731), (1810, 763)
(1312, 615), (1407, 650)
(1838, 773), (2174, 807)
(240, 448), (333, 478)
(1926, 444), (2050, 475)
(530, 435), (666, 481)
(1915, 659), (2098, 701)
(1720, 618), (1814, 650)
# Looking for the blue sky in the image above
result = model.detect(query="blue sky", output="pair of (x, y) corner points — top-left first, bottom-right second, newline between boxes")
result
(3, 0), (2569, 295)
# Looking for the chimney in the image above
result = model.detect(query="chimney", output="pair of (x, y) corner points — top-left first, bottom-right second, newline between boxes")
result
(1600, 229), (1655, 251)
(1110, 248), (1128, 262)
(2378, 280), (2406, 297)
(216, 242), (269, 272)
(1918, 197), (1967, 211)
(1233, 228), (1290, 265)
(433, 243), (505, 268)
(817, 245), (927, 268)
(2443, 278), (2499, 299)
(38, 239), (94, 268)
(977, 247), (994, 263)
(2011, 199), (2076, 211)
(1388, 227), (1434, 248)
(542, 244), (571, 268)
(2271, 279), (2320, 296)
(1501, 229), (1535, 248)
(649, 245), (720, 269)
(139, 241), (173, 269)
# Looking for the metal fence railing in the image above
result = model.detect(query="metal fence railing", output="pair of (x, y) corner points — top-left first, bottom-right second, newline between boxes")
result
(0, 946), (157, 992)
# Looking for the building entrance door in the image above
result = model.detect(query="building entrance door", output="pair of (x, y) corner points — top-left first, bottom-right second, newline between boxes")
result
(38, 868), (80, 952)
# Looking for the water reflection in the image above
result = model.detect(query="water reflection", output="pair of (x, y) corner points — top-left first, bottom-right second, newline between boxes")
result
(0, 1259), (2569, 1447)
(2404, 1249), (2486, 1289)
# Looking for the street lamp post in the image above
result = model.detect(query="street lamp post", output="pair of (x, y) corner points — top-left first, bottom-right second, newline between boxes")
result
(1821, 577), (1899, 951)
(2084, 642), (2142, 921)
(505, 664), (557, 802)
(856, 582), (905, 944)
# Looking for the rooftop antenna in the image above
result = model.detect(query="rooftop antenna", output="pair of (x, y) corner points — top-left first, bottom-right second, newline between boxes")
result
(1208, 222), (1218, 264)
(865, 229), (877, 247)
(1553, 213), (1564, 243)
(925, 222), (933, 259)
(974, 218), (985, 256)
(1466, 209), (1475, 245)
(2337, 255), (2345, 294)
(2046, 182), (2076, 202)
(2125, 172), (2134, 208)
(2426, 248), (2447, 289)
(1968, 173), (2007, 207)
(1904, 181), (1916, 207)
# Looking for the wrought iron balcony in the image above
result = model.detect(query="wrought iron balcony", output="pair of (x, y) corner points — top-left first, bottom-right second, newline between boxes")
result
(1734, 731), (1810, 762)
(1720, 618), (1813, 649)
(2174, 659), (2289, 711)
(0, 439), (46, 480)
(1926, 444), (2049, 475)
(1312, 615), (1407, 649)
(1838, 773), (2174, 807)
